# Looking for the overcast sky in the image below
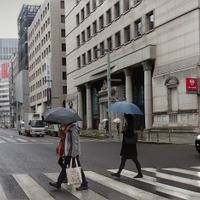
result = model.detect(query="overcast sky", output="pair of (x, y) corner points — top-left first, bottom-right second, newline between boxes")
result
(0, 0), (44, 38)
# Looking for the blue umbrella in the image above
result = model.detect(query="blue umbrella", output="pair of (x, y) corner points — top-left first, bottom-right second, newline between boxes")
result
(107, 101), (143, 115)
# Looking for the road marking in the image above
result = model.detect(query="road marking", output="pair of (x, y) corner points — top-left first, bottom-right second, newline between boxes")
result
(0, 136), (17, 143)
(45, 173), (108, 200)
(15, 138), (28, 142)
(163, 168), (200, 177)
(85, 171), (168, 200)
(143, 168), (200, 187)
(0, 185), (7, 200)
(108, 169), (200, 200)
(13, 174), (55, 200)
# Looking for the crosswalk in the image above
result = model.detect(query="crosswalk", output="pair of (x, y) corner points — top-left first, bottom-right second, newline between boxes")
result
(0, 135), (56, 144)
(0, 166), (200, 200)
(0, 135), (117, 144)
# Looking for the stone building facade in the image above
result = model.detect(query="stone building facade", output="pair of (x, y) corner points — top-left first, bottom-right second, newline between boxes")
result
(65, 0), (200, 134)
(28, 0), (67, 115)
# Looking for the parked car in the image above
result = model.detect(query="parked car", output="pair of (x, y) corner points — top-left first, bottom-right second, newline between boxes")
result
(48, 124), (60, 137)
(195, 134), (200, 153)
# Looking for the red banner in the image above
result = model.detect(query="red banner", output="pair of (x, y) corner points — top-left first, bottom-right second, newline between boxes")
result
(186, 78), (197, 91)
(1, 63), (9, 78)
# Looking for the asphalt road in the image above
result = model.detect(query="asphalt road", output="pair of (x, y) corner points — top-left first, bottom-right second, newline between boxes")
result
(0, 128), (199, 200)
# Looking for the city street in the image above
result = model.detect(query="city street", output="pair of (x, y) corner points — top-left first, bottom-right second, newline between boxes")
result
(0, 128), (200, 200)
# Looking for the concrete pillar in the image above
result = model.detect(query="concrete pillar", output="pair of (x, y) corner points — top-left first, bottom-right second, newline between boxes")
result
(142, 61), (153, 130)
(86, 83), (92, 129)
(77, 86), (83, 129)
(124, 68), (133, 102)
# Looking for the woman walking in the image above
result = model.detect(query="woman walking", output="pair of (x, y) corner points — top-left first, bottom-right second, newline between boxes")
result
(111, 114), (143, 178)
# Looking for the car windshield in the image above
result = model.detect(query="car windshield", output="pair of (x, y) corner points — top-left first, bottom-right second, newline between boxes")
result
(30, 120), (45, 127)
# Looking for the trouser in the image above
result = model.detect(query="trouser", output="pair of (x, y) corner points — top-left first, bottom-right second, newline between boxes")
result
(118, 156), (142, 175)
(57, 155), (88, 187)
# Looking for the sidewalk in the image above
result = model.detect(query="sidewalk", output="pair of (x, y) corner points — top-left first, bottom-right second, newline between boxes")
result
(80, 130), (197, 144)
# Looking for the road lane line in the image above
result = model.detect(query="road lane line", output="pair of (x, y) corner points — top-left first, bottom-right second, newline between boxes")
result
(85, 171), (168, 200)
(13, 174), (55, 200)
(108, 169), (200, 200)
(0, 185), (7, 200)
(143, 168), (200, 187)
(45, 173), (108, 200)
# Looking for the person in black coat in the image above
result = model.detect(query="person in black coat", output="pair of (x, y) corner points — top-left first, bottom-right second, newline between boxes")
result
(111, 114), (143, 178)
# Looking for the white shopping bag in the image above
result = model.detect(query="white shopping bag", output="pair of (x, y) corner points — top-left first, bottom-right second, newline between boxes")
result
(66, 158), (82, 185)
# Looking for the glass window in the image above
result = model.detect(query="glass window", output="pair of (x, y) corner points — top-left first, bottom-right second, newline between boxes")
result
(77, 57), (81, 68)
(93, 20), (97, 35)
(146, 11), (154, 31)
(63, 86), (67, 94)
(114, 2), (120, 19)
(81, 8), (85, 21)
(123, 0), (129, 12)
(86, 2), (90, 16)
(99, 41), (105, 56)
(106, 8), (112, 25)
(61, 15), (65, 23)
(61, 29), (65, 37)
(115, 31), (121, 48)
(76, 13), (80, 26)
(82, 53), (86, 66)
(62, 72), (66, 80)
(87, 26), (91, 40)
(124, 25), (131, 43)
(62, 57), (66, 66)
(107, 36), (112, 51)
(99, 15), (104, 30)
(60, 1), (65, 9)
(135, 19), (142, 37)
(93, 46), (98, 59)
(81, 31), (85, 43)
(62, 43), (66, 51)
(77, 35), (80, 46)
(87, 50), (92, 63)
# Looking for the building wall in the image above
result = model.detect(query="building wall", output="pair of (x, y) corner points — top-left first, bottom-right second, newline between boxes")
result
(0, 38), (18, 127)
(28, 0), (67, 115)
(65, 0), (200, 132)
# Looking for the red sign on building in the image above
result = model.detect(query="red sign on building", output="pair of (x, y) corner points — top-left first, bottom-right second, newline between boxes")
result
(1, 63), (9, 78)
(186, 78), (197, 91)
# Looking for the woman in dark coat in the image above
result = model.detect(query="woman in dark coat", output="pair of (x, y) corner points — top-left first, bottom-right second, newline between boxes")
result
(111, 114), (143, 178)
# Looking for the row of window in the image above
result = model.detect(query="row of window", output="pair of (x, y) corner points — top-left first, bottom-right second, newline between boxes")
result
(30, 85), (67, 103)
(76, 0), (141, 27)
(76, 1), (150, 48)
(77, 13), (154, 68)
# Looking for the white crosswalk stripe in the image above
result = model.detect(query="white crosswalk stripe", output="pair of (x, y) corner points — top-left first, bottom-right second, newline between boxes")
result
(0, 167), (200, 199)
(108, 169), (200, 200)
(13, 174), (55, 200)
(45, 172), (108, 200)
(0, 185), (7, 200)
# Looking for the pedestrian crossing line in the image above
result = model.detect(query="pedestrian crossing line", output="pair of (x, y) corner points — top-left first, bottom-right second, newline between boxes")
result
(163, 168), (200, 177)
(0, 136), (17, 143)
(143, 168), (200, 188)
(191, 166), (200, 170)
(13, 174), (55, 200)
(0, 185), (7, 200)
(85, 171), (168, 200)
(15, 138), (28, 142)
(108, 169), (200, 200)
(45, 173), (108, 200)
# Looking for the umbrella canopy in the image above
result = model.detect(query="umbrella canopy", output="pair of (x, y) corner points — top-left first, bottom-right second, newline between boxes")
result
(113, 118), (121, 123)
(107, 101), (143, 115)
(101, 118), (108, 123)
(42, 107), (81, 124)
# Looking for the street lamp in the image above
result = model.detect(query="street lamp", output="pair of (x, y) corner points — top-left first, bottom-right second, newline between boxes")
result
(96, 48), (112, 138)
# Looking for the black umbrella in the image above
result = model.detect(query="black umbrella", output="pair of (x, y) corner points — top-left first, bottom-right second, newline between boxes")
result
(42, 107), (81, 124)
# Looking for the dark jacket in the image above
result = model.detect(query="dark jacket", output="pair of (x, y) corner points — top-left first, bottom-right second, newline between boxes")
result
(120, 119), (137, 159)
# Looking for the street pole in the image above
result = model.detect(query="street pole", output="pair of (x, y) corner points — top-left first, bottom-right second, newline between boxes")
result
(106, 51), (112, 138)
(96, 48), (112, 138)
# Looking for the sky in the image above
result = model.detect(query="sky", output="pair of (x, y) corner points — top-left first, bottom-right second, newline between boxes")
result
(0, 0), (44, 38)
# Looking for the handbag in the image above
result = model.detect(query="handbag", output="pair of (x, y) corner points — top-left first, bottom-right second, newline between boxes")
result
(56, 141), (64, 157)
(124, 133), (138, 144)
(66, 158), (82, 185)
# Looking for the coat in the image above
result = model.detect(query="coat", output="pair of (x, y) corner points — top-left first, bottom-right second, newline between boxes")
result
(120, 123), (138, 159)
(64, 124), (81, 157)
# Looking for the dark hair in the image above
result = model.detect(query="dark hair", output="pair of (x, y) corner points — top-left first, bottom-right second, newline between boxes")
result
(124, 114), (134, 132)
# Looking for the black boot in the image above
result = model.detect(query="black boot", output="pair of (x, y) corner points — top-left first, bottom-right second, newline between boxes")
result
(111, 172), (120, 178)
